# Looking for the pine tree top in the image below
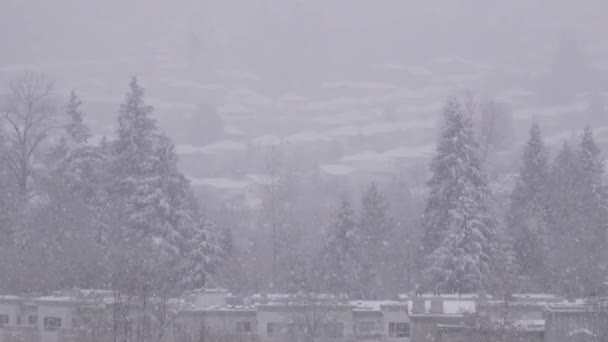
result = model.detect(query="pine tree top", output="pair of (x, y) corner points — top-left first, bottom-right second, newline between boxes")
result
(116, 76), (157, 145)
(579, 126), (604, 179)
(66, 90), (91, 144)
(512, 123), (550, 204)
(360, 182), (391, 236)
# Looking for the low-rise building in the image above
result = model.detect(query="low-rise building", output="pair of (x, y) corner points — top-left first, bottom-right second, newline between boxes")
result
(544, 298), (608, 342)
(5, 290), (607, 342)
(171, 293), (411, 342)
(0, 290), (111, 342)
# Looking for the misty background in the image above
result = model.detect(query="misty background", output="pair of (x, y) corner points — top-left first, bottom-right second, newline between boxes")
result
(1, 0), (608, 296)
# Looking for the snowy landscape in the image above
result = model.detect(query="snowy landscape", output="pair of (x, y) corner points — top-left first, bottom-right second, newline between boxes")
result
(1, 1), (608, 341)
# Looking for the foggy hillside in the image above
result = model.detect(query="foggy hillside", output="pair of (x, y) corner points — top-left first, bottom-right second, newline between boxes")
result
(2, 0), (608, 314)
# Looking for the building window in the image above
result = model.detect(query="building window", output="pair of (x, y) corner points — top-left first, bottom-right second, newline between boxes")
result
(28, 315), (38, 325)
(44, 317), (62, 331)
(266, 322), (294, 337)
(323, 322), (344, 338)
(357, 321), (377, 335)
(388, 322), (410, 338)
(0, 314), (9, 327)
(235, 321), (252, 333)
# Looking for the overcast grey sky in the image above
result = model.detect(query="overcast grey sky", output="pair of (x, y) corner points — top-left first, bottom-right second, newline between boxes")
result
(1, 0), (606, 66)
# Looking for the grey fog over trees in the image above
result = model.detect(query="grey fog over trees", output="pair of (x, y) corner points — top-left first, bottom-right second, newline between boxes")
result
(1, 72), (608, 299)
(1, 1), (608, 310)
(0, 75), (222, 295)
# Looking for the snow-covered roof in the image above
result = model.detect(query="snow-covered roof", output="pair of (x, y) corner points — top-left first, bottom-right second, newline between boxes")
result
(383, 145), (434, 160)
(146, 98), (196, 110)
(224, 125), (245, 136)
(246, 173), (273, 185)
(568, 328), (596, 337)
(350, 300), (406, 312)
(189, 177), (252, 190)
(201, 140), (248, 153)
(322, 81), (398, 91)
(326, 125), (360, 138)
(286, 131), (330, 144)
(319, 164), (356, 176)
(176, 141), (247, 155)
(406, 298), (476, 316)
(163, 78), (225, 91)
(514, 102), (587, 120)
(342, 151), (390, 163)
(252, 134), (282, 146)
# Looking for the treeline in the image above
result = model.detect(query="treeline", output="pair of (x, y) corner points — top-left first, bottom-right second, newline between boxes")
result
(0, 73), (223, 296)
(1, 72), (605, 300)
(420, 98), (607, 298)
(311, 97), (608, 299)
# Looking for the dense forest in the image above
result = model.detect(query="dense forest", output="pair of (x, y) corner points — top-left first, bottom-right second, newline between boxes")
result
(1, 72), (606, 301)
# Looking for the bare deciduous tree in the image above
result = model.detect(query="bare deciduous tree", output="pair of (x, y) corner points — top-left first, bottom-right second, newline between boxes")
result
(0, 72), (59, 244)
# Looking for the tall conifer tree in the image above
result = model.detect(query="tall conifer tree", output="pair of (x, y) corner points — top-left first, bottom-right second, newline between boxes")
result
(423, 98), (497, 294)
(507, 123), (551, 289)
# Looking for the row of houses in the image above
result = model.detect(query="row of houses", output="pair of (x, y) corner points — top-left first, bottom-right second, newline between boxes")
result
(1, 289), (606, 342)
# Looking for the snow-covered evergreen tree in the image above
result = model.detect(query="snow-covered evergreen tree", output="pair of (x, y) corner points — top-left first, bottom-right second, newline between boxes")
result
(423, 98), (497, 294)
(358, 183), (392, 298)
(183, 218), (224, 289)
(576, 127), (608, 295)
(546, 141), (585, 295)
(109, 77), (220, 288)
(507, 123), (551, 289)
(65, 90), (91, 144)
(322, 200), (359, 296)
